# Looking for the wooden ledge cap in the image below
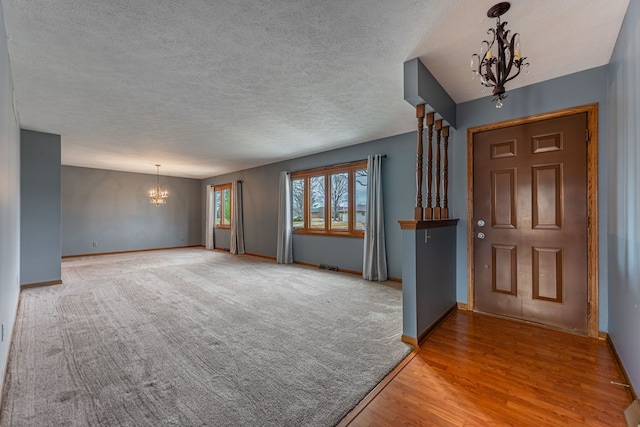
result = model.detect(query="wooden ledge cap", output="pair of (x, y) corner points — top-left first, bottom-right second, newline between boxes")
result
(398, 219), (459, 230)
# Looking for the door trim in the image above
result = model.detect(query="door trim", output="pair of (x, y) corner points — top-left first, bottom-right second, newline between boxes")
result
(466, 104), (599, 337)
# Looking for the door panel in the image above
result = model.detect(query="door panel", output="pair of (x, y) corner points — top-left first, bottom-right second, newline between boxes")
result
(491, 169), (516, 228)
(492, 244), (517, 295)
(532, 247), (562, 302)
(532, 164), (562, 229)
(473, 113), (588, 333)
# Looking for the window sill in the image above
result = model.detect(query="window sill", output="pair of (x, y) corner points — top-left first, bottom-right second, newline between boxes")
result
(293, 229), (364, 238)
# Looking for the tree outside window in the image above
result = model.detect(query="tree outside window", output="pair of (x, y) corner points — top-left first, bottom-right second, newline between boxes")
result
(214, 184), (232, 228)
(310, 176), (325, 229)
(354, 169), (367, 230)
(330, 172), (349, 230)
(292, 179), (305, 229)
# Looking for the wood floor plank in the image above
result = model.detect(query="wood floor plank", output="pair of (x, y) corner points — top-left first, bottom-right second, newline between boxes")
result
(344, 311), (631, 426)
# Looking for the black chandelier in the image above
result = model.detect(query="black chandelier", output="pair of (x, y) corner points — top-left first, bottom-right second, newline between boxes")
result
(471, 2), (529, 108)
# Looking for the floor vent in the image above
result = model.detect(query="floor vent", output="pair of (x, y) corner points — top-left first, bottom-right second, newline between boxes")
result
(319, 264), (338, 272)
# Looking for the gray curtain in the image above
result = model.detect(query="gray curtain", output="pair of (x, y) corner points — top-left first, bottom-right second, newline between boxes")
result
(230, 180), (245, 254)
(205, 185), (215, 250)
(276, 171), (293, 264)
(363, 154), (387, 281)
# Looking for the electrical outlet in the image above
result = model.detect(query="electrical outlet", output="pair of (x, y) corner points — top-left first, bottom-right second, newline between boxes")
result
(92, 241), (98, 247)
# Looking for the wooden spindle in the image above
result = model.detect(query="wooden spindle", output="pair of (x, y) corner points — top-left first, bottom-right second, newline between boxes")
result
(414, 104), (425, 221)
(425, 113), (435, 220)
(442, 125), (450, 219)
(434, 120), (442, 220)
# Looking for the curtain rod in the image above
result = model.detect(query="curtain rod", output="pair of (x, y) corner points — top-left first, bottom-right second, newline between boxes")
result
(208, 180), (243, 187)
(290, 154), (387, 174)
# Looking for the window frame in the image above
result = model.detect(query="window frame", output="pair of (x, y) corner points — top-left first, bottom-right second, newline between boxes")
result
(291, 160), (367, 238)
(213, 183), (232, 229)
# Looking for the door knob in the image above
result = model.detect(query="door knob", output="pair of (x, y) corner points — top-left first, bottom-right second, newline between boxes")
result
(477, 219), (485, 227)
(477, 232), (485, 239)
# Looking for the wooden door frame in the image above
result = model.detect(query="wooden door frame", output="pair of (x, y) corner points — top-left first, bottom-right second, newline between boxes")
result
(466, 103), (599, 338)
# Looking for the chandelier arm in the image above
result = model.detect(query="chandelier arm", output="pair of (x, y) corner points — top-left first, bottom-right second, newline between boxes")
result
(495, 22), (510, 86)
(501, 31), (519, 82)
(483, 60), (497, 86)
(477, 30), (495, 64)
(485, 29), (496, 59)
(502, 31), (525, 85)
(502, 66), (521, 85)
(478, 39), (491, 64)
(477, 31), (498, 87)
(503, 57), (528, 84)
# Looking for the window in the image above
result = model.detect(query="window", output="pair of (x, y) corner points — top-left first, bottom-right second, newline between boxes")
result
(291, 160), (367, 237)
(354, 169), (367, 230)
(214, 184), (232, 228)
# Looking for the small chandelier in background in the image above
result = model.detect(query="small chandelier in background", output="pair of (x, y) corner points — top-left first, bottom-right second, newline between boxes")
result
(470, 2), (529, 108)
(149, 164), (168, 206)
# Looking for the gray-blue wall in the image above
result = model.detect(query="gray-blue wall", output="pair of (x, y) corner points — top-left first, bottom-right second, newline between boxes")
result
(202, 132), (421, 279)
(607, 0), (639, 393)
(454, 66), (610, 331)
(21, 130), (61, 285)
(401, 225), (457, 339)
(0, 1), (21, 402)
(62, 166), (202, 256)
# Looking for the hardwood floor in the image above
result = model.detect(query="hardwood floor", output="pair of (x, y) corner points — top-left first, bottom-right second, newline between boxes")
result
(339, 310), (632, 426)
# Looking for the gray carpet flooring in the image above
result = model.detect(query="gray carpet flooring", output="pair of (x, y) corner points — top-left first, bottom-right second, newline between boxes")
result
(0, 248), (410, 426)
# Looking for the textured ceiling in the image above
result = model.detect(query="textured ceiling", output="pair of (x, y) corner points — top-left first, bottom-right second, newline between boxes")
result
(2, 0), (630, 178)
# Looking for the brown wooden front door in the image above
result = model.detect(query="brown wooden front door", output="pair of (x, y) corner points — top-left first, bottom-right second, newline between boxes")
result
(473, 113), (589, 333)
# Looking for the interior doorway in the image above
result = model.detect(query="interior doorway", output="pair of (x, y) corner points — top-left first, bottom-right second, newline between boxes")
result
(466, 104), (599, 337)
